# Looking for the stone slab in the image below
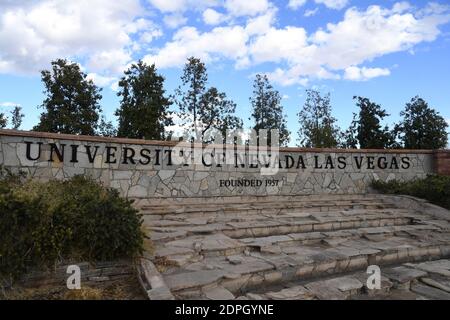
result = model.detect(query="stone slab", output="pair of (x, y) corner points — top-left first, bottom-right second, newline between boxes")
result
(383, 266), (427, 283)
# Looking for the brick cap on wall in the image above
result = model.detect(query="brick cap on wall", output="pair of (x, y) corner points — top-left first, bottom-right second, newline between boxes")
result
(0, 129), (438, 154)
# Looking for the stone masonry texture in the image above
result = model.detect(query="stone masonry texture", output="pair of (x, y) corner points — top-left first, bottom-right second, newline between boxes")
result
(0, 130), (442, 198)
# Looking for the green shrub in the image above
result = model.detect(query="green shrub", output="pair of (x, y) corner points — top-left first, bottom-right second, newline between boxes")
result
(0, 172), (144, 281)
(371, 174), (450, 210)
(61, 176), (144, 261)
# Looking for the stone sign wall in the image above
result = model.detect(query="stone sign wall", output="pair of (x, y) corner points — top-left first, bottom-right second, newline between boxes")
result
(0, 130), (439, 198)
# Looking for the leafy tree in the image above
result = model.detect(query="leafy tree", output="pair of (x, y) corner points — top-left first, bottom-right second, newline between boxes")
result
(0, 113), (6, 129)
(298, 90), (341, 148)
(395, 96), (448, 149)
(250, 74), (290, 146)
(342, 114), (358, 148)
(175, 57), (242, 142)
(34, 59), (102, 135)
(199, 87), (243, 142)
(346, 96), (394, 149)
(115, 61), (172, 140)
(10, 106), (24, 130)
(97, 116), (117, 137)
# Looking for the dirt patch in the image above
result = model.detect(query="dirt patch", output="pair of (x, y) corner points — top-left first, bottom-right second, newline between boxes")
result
(1, 274), (147, 300)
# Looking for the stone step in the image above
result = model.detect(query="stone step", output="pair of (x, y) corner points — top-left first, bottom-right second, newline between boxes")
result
(140, 197), (388, 210)
(147, 214), (416, 241)
(141, 207), (415, 226)
(135, 194), (382, 208)
(222, 216), (414, 239)
(141, 206), (408, 222)
(140, 200), (392, 216)
(140, 193), (450, 300)
(161, 237), (450, 299)
(238, 224), (441, 251)
(153, 224), (442, 260)
(235, 259), (450, 300)
(145, 207), (413, 224)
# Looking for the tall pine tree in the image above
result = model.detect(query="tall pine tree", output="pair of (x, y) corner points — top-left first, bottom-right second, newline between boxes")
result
(115, 61), (172, 140)
(198, 87), (242, 142)
(250, 74), (290, 146)
(34, 59), (102, 135)
(10, 106), (24, 130)
(175, 57), (242, 142)
(175, 57), (208, 141)
(298, 90), (341, 148)
(0, 113), (6, 129)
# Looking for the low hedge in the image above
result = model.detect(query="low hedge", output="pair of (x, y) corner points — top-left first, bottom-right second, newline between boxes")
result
(371, 174), (450, 210)
(0, 169), (144, 281)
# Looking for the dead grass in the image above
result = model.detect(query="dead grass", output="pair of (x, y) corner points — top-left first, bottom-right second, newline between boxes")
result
(1, 274), (147, 300)
(153, 256), (178, 273)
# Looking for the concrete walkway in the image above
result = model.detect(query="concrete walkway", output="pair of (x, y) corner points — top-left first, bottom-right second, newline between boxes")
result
(135, 194), (450, 300)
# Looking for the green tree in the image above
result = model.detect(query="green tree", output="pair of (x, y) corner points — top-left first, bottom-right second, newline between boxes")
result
(115, 61), (172, 140)
(34, 59), (102, 135)
(10, 106), (24, 130)
(175, 57), (242, 142)
(199, 87), (243, 142)
(346, 96), (394, 149)
(250, 74), (290, 146)
(298, 90), (341, 148)
(0, 113), (6, 129)
(395, 96), (448, 149)
(97, 116), (117, 137)
(342, 114), (358, 148)
(175, 57), (207, 141)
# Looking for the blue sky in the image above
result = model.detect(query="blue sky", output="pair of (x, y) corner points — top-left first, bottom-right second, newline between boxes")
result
(0, 0), (450, 145)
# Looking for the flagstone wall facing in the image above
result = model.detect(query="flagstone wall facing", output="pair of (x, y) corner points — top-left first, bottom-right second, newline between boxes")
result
(0, 130), (443, 198)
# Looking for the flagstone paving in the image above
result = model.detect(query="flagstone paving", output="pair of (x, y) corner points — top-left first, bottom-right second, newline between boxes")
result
(137, 194), (450, 300)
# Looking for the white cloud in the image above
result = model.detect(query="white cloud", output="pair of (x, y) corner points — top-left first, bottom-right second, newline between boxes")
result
(310, 4), (450, 71)
(305, 8), (319, 17)
(344, 66), (390, 81)
(288, 0), (348, 11)
(0, 0), (225, 79)
(315, 0), (349, 10)
(1, 1), (450, 90)
(143, 25), (249, 68)
(163, 13), (188, 29)
(165, 112), (191, 138)
(266, 65), (339, 87)
(139, 29), (163, 43)
(143, 6), (279, 69)
(288, 0), (307, 10)
(202, 8), (225, 25)
(249, 27), (309, 64)
(147, 0), (187, 12)
(224, 0), (270, 17)
(266, 68), (310, 86)
(86, 73), (117, 88)
(0, 0), (160, 81)
(147, 0), (218, 13)
(0, 102), (20, 108)
(87, 49), (132, 75)
(265, 3), (450, 85)
(417, 2), (450, 17)
(145, 2), (450, 86)
(391, 2), (412, 14)
(244, 8), (277, 36)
